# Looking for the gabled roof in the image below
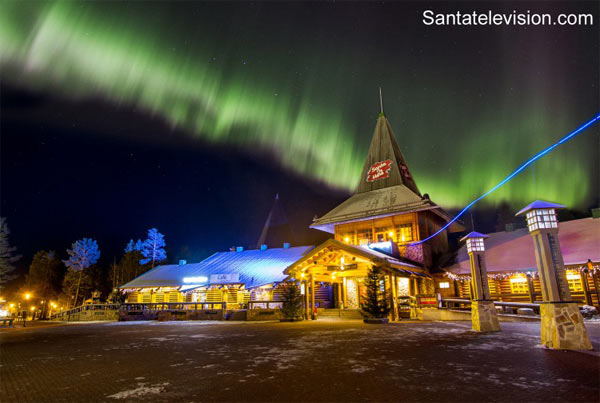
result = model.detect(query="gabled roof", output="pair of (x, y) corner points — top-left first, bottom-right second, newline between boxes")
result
(311, 114), (462, 233)
(119, 245), (314, 289)
(284, 238), (425, 276)
(444, 218), (600, 275)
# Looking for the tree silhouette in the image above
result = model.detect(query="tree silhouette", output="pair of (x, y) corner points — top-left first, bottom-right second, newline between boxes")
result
(0, 217), (20, 289)
(64, 238), (100, 307)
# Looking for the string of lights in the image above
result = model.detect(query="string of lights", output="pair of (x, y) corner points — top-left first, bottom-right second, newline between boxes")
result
(412, 112), (600, 245)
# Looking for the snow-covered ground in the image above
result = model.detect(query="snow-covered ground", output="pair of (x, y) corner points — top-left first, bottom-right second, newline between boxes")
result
(1, 320), (598, 402)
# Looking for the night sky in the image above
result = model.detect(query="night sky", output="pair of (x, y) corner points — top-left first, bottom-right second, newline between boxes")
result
(1, 2), (599, 274)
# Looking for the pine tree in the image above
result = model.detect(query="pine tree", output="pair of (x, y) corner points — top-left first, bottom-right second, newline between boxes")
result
(140, 228), (167, 268)
(280, 282), (303, 320)
(120, 239), (145, 282)
(63, 238), (100, 307)
(360, 265), (390, 319)
(26, 251), (64, 317)
(0, 217), (20, 288)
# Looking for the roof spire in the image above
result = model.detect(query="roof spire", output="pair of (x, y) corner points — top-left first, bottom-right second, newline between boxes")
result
(379, 87), (384, 116)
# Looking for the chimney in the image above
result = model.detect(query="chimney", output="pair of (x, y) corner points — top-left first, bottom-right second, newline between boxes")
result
(260, 244), (268, 251)
(283, 242), (290, 249)
(178, 259), (187, 266)
(236, 246), (244, 252)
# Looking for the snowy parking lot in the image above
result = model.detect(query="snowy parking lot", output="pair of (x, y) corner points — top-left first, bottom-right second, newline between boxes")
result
(1, 320), (599, 402)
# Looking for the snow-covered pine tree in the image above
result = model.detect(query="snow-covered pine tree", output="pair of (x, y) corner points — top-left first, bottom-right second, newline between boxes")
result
(0, 217), (20, 289)
(140, 228), (167, 268)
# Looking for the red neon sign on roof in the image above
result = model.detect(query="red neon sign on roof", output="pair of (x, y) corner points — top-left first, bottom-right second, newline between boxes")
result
(366, 160), (393, 182)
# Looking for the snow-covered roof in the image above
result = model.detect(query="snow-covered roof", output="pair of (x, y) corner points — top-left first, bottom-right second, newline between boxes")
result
(445, 217), (600, 275)
(119, 245), (314, 289)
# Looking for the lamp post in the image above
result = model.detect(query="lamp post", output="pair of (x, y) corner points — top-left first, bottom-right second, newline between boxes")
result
(516, 200), (591, 350)
(460, 232), (500, 332)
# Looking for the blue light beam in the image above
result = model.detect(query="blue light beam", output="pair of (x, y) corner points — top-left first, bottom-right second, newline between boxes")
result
(412, 112), (600, 245)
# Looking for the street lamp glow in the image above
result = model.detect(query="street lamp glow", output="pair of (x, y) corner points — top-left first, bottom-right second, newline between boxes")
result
(516, 200), (565, 232)
(25, 293), (31, 300)
(460, 232), (489, 253)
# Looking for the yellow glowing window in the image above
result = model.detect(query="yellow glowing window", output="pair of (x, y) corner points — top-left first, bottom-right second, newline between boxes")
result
(438, 282), (450, 289)
(374, 227), (391, 242)
(510, 277), (528, 294)
(357, 229), (373, 245)
(566, 272), (583, 292)
(395, 224), (413, 243)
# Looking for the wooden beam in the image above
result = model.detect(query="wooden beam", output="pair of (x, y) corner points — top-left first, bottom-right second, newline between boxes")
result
(591, 270), (600, 309)
(391, 274), (399, 321)
(310, 274), (316, 320)
(581, 271), (593, 306)
(526, 275), (535, 303)
(303, 280), (309, 320)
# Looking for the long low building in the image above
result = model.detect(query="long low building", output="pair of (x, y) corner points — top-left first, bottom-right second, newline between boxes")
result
(437, 217), (600, 306)
(120, 245), (314, 307)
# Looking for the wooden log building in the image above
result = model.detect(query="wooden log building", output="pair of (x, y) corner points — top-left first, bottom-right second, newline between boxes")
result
(438, 217), (600, 307)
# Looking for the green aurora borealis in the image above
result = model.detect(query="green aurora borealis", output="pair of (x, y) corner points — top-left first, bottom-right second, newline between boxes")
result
(1, 2), (598, 208)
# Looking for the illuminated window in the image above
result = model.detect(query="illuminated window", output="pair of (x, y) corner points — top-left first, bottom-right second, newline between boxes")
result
(566, 271), (583, 292)
(357, 229), (373, 245)
(438, 282), (450, 289)
(525, 209), (558, 231)
(510, 277), (528, 294)
(466, 238), (485, 253)
(395, 224), (413, 243)
(375, 227), (391, 242)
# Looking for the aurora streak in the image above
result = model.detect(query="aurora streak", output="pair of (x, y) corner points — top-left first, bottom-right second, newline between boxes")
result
(1, 2), (598, 208)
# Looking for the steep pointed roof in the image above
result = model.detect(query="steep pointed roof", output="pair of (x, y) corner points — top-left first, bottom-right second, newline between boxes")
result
(311, 113), (462, 234)
(357, 114), (421, 196)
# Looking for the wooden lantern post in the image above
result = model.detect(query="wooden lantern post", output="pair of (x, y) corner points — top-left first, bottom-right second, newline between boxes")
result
(460, 232), (500, 332)
(516, 201), (592, 350)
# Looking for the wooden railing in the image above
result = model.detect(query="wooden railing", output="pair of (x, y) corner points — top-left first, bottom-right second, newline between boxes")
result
(440, 298), (541, 313)
(50, 304), (120, 320)
(120, 302), (226, 311)
(247, 300), (282, 310)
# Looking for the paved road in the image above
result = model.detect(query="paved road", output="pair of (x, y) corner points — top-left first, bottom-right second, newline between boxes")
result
(1, 320), (599, 402)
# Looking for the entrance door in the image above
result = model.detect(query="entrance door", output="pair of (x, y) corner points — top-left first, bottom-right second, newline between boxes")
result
(346, 279), (358, 309)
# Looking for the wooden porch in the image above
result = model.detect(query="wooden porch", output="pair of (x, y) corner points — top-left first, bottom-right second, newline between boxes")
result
(284, 239), (433, 320)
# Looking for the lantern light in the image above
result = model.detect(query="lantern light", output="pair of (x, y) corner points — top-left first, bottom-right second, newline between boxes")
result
(516, 200), (565, 232)
(460, 232), (489, 253)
